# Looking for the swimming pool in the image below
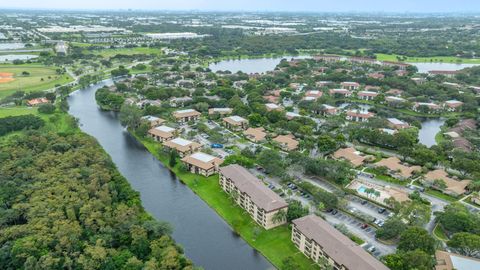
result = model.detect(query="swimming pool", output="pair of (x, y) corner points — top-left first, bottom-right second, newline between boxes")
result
(357, 185), (368, 193)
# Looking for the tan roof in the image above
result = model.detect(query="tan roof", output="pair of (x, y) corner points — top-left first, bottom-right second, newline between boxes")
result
(163, 138), (202, 153)
(208, 108), (232, 115)
(223, 116), (248, 126)
(27, 98), (49, 106)
(173, 109), (201, 119)
(244, 127), (267, 142)
(424, 169), (471, 195)
(273, 134), (299, 151)
(182, 152), (223, 170)
(435, 250), (480, 270)
(375, 157), (421, 178)
(219, 164), (288, 212)
(333, 147), (366, 167)
(293, 215), (389, 270)
(148, 125), (176, 139)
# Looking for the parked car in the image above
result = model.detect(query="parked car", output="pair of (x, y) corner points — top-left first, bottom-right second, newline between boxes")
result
(361, 200), (368, 205)
(211, 143), (224, 148)
(378, 208), (386, 214)
(361, 223), (369, 229)
(367, 246), (376, 253)
(331, 209), (338, 215)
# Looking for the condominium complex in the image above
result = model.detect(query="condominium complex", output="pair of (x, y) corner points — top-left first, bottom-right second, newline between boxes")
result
(219, 164), (288, 229)
(292, 215), (389, 270)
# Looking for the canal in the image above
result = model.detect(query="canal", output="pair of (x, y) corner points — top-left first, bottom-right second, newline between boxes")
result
(68, 79), (273, 270)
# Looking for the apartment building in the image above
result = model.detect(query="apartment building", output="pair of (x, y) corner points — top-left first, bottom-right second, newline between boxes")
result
(172, 109), (201, 123)
(219, 164), (288, 229)
(292, 215), (389, 270)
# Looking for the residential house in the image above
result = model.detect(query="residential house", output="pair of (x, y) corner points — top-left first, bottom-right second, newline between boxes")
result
(428, 70), (459, 78)
(223, 116), (249, 131)
(172, 109), (201, 123)
(341, 82), (360, 90)
(317, 104), (338, 116)
(444, 100), (464, 112)
(244, 127), (267, 142)
(181, 152), (223, 177)
(219, 164), (288, 229)
(233, 80), (248, 89)
(382, 61), (410, 70)
(387, 118), (409, 129)
(163, 138), (202, 157)
(375, 157), (421, 180)
(208, 108), (233, 116)
(333, 147), (369, 167)
(292, 215), (389, 270)
(385, 89), (404, 96)
(435, 250), (480, 270)
(26, 97), (49, 106)
(141, 115), (165, 128)
(413, 102), (442, 113)
(346, 110), (375, 122)
(265, 103), (283, 112)
(385, 96), (406, 105)
(316, 81), (333, 88)
(169, 96), (193, 107)
(412, 77), (426, 85)
(148, 125), (176, 142)
(314, 55), (341, 62)
(273, 134), (299, 151)
(329, 88), (352, 97)
(286, 112), (301, 120)
(368, 73), (385, 80)
(304, 90), (323, 101)
(357, 91), (378, 101)
(423, 169), (471, 196)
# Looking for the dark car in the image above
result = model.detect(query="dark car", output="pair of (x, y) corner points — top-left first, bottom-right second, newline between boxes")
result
(361, 223), (369, 229)
(361, 200), (368, 205)
(378, 208), (386, 214)
(211, 143), (224, 148)
(331, 209), (338, 215)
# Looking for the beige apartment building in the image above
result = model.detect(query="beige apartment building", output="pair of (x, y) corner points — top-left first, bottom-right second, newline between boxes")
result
(292, 215), (389, 270)
(181, 152), (223, 177)
(219, 164), (288, 229)
(148, 125), (176, 142)
(163, 137), (202, 157)
(172, 109), (201, 123)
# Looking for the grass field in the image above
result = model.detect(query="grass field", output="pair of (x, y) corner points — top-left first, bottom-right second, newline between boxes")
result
(0, 106), (38, 118)
(0, 64), (73, 99)
(136, 134), (319, 270)
(88, 47), (163, 58)
(376, 53), (480, 64)
(433, 224), (449, 241)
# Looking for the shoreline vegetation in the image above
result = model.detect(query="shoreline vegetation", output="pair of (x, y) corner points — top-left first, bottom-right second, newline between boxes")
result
(131, 132), (319, 270)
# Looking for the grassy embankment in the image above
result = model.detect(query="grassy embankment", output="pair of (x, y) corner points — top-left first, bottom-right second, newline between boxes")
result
(134, 134), (318, 270)
(0, 64), (73, 99)
(376, 53), (480, 64)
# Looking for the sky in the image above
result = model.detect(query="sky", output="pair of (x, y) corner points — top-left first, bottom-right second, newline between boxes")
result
(3, 0), (480, 13)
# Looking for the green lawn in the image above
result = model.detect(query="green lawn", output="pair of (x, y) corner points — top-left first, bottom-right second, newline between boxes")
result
(425, 189), (459, 203)
(375, 53), (480, 64)
(136, 134), (319, 270)
(88, 47), (163, 58)
(0, 106), (38, 118)
(0, 64), (73, 99)
(433, 224), (449, 241)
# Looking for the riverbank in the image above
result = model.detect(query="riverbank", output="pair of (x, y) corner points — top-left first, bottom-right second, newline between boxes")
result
(133, 133), (318, 270)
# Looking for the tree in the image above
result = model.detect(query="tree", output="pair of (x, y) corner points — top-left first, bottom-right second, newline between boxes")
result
(376, 218), (407, 240)
(383, 249), (434, 270)
(286, 200), (309, 222)
(317, 134), (338, 153)
(169, 150), (178, 167)
(398, 227), (436, 255)
(38, 103), (56, 114)
(436, 203), (480, 235)
(119, 104), (142, 128)
(257, 149), (285, 176)
(272, 209), (287, 224)
(447, 232), (480, 257)
(281, 256), (300, 270)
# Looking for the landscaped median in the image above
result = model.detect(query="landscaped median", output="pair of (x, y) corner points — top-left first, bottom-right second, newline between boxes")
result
(133, 133), (319, 270)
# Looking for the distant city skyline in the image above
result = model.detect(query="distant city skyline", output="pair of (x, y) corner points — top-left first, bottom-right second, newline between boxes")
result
(3, 0), (480, 13)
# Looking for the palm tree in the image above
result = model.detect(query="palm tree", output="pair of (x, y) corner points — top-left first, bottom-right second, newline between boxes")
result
(272, 209), (287, 224)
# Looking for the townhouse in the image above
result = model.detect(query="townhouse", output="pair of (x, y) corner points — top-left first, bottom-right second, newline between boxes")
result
(172, 109), (201, 123)
(273, 134), (299, 151)
(219, 164), (288, 229)
(387, 118), (409, 129)
(412, 102), (442, 113)
(329, 88), (352, 97)
(208, 107), (233, 116)
(223, 115), (249, 131)
(303, 90), (323, 101)
(243, 127), (267, 142)
(163, 137), (202, 157)
(265, 103), (283, 111)
(340, 82), (360, 91)
(345, 110), (375, 122)
(444, 100), (464, 112)
(357, 91), (378, 101)
(181, 152), (223, 177)
(148, 125), (176, 142)
(141, 115), (166, 128)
